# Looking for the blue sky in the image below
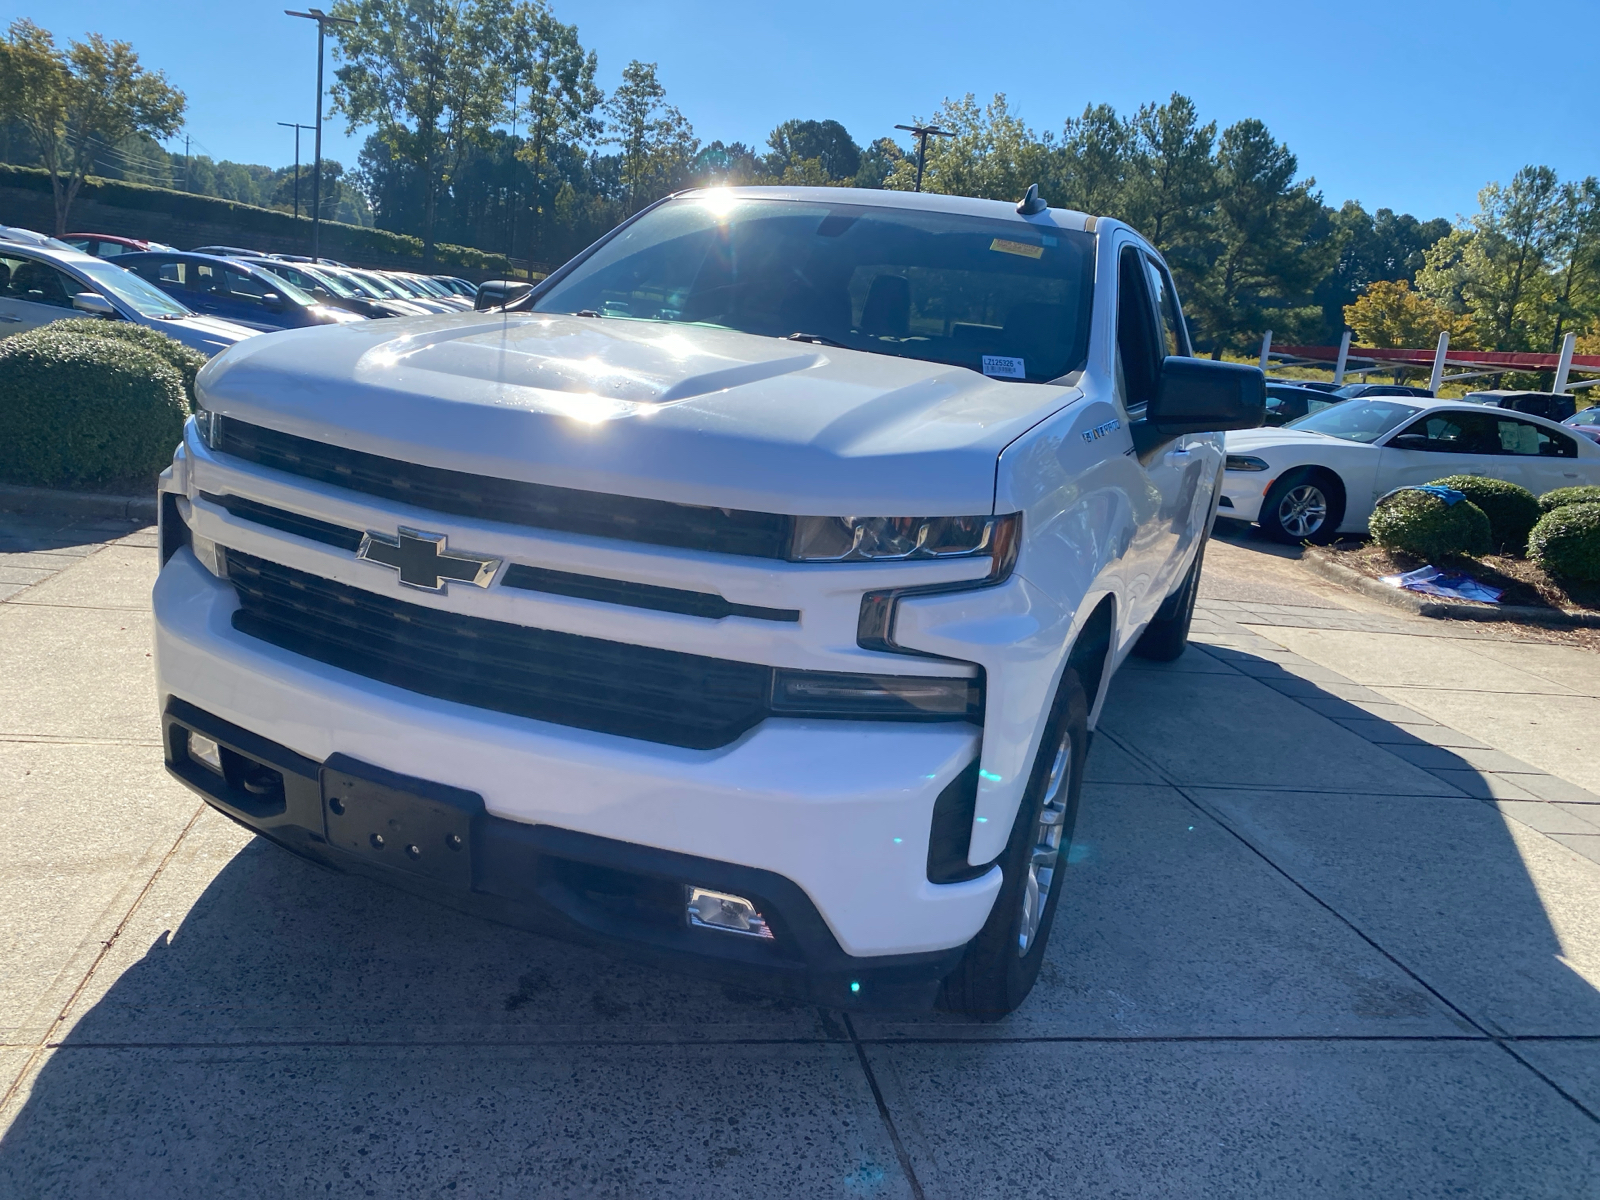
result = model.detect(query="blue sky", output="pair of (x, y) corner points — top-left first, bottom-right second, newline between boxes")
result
(10, 0), (1597, 222)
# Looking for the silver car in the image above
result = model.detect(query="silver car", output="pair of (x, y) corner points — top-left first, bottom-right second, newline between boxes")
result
(0, 241), (258, 356)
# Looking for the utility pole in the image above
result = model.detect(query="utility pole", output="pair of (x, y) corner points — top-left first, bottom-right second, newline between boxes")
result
(277, 121), (313, 220)
(894, 123), (954, 193)
(508, 83), (519, 278)
(286, 7), (356, 261)
(183, 135), (190, 191)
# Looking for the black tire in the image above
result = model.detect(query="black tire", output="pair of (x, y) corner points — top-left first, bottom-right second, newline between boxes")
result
(1132, 537), (1205, 661)
(1259, 469), (1345, 544)
(937, 667), (1089, 1019)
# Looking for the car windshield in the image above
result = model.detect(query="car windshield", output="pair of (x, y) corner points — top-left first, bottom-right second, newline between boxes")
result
(1286, 398), (1422, 443)
(324, 268), (380, 297)
(74, 259), (192, 318)
(355, 272), (407, 299)
(1569, 408), (1600, 426)
(532, 194), (1098, 383)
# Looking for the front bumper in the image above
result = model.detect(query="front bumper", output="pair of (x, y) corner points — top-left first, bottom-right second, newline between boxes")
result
(1219, 474), (1268, 523)
(154, 550), (1003, 1006)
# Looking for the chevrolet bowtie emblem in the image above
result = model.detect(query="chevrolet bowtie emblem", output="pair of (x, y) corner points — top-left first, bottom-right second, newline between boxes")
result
(357, 527), (501, 591)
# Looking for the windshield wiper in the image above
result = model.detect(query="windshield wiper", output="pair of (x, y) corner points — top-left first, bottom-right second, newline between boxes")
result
(785, 332), (849, 347)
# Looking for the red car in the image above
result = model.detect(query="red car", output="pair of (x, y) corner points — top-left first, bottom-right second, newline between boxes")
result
(62, 233), (176, 259)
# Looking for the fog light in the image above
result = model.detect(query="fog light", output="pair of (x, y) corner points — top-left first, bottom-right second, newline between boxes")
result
(686, 887), (773, 939)
(188, 731), (223, 774)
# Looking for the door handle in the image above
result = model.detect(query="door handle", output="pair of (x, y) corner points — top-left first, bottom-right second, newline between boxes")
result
(0, 314), (22, 323)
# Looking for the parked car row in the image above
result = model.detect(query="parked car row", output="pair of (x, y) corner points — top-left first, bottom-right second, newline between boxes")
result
(0, 224), (486, 356)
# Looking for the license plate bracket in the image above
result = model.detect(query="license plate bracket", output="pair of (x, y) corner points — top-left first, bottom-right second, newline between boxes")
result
(320, 753), (483, 890)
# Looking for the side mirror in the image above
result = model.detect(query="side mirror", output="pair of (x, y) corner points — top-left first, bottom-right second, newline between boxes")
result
(1389, 433), (1429, 451)
(474, 279), (532, 311)
(260, 292), (285, 312)
(1132, 357), (1265, 455)
(71, 291), (117, 318)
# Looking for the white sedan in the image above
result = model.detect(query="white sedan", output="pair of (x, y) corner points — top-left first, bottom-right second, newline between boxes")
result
(1221, 397), (1600, 542)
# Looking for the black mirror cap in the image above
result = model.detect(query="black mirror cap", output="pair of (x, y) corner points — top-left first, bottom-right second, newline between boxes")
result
(1150, 356), (1266, 435)
(474, 279), (533, 311)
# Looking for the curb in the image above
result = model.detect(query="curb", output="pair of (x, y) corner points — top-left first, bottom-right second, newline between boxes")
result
(0, 483), (157, 523)
(1301, 549), (1600, 629)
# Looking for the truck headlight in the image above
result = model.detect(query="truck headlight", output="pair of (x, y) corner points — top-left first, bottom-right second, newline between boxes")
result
(194, 409), (223, 451)
(1225, 455), (1270, 472)
(791, 513), (1017, 562)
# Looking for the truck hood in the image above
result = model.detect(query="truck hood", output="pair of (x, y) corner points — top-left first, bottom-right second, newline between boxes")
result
(196, 312), (1084, 515)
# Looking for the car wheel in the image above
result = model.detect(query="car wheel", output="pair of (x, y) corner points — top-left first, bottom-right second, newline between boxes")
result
(937, 667), (1089, 1020)
(1259, 470), (1345, 544)
(1132, 536), (1206, 661)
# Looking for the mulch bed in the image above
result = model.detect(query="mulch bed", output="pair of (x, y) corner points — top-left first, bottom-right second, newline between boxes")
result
(1323, 542), (1600, 614)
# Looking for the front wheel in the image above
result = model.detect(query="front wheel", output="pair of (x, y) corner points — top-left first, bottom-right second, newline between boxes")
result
(1132, 539), (1205, 662)
(1259, 470), (1345, 544)
(937, 668), (1089, 1019)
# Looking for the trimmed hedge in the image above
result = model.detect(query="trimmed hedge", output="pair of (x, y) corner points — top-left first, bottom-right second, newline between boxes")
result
(1538, 485), (1600, 514)
(1426, 475), (1540, 551)
(1369, 488), (1492, 560)
(1528, 503), (1600, 583)
(34, 318), (208, 408)
(0, 327), (187, 488)
(0, 164), (513, 274)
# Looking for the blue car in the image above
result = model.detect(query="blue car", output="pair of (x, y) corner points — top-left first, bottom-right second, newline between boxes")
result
(117, 252), (365, 333)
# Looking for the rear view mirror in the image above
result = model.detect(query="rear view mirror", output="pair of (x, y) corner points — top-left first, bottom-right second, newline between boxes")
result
(1389, 434), (1429, 451)
(1133, 357), (1265, 455)
(474, 280), (532, 311)
(71, 291), (117, 318)
(260, 292), (285, 312)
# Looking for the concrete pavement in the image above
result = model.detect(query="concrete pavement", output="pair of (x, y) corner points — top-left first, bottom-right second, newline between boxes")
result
(1, 517), (1598, 1197)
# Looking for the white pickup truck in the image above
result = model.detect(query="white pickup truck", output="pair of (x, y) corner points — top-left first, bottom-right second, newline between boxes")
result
(153, 187), (1263, 1016)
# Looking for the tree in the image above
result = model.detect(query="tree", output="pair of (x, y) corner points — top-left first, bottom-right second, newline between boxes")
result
(0, 19), (184, 233)
(1344, 280), (1474, 349)
(851, 137), (906, 190)
(330, 0), (512, 261)
(508, 0), (600, 260)
(1419, 166), (1561, 351)
(1185, 119), (1331, 355)
(765, 119), (860, 182)
(604, 60), (696, 214)
(1545, 176), (1600, 350)
(690, 140), (761, 185)
(1121, 93), (1216, 256)
(1053, 103), (1133, 217)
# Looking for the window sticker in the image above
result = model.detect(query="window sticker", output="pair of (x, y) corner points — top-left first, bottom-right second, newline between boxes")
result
(989, 238), (1044, 259)
(982, 355), (1026, 379)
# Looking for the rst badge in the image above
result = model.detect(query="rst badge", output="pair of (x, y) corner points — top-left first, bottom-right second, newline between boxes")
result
(1081, 418), (1121, 444)
(357, 527), (501, 591)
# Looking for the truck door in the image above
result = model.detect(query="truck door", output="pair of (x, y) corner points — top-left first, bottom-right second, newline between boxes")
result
(1114, 243), (1198, 630)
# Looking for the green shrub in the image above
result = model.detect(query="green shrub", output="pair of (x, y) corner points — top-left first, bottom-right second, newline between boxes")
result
(1369, 488), (1492, 560)
(1538, 485), (1600, 514)
(1528, 502), (1600, 582)
(1426, 475), (1540, 551)
(0, 327), (187, 489)
(35, 318), (207, 409)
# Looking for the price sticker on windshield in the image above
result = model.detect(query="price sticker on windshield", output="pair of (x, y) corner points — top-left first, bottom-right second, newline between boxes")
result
(982, 355), (1026, 379)
(990, 238), (1044, 259)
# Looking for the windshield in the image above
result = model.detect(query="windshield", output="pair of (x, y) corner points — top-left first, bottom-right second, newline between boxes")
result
(532, 195), (1097, 383)
(355, 271), (408, 299)
(324, 268), (380, 298)
(1286, 399), (1422, 443)
(75, 259), (192, 318)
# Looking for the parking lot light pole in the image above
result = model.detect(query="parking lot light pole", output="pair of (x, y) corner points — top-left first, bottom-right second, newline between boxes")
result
(286, 8), (356, 261)
(1428, 330), (1450, 395)
(277, 121), (313, 220)
(1554, 331), (1577, 394)
(894, 123), (955, 193)
(1333, 330), (1352, 385)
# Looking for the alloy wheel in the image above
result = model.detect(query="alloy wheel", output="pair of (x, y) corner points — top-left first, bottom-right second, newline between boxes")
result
(1277, 484), (1327, 540)
(1018, 735), (1072, 956)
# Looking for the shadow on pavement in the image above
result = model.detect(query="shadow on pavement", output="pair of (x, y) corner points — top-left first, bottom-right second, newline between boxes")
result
(2, 646), (1597, 1196)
